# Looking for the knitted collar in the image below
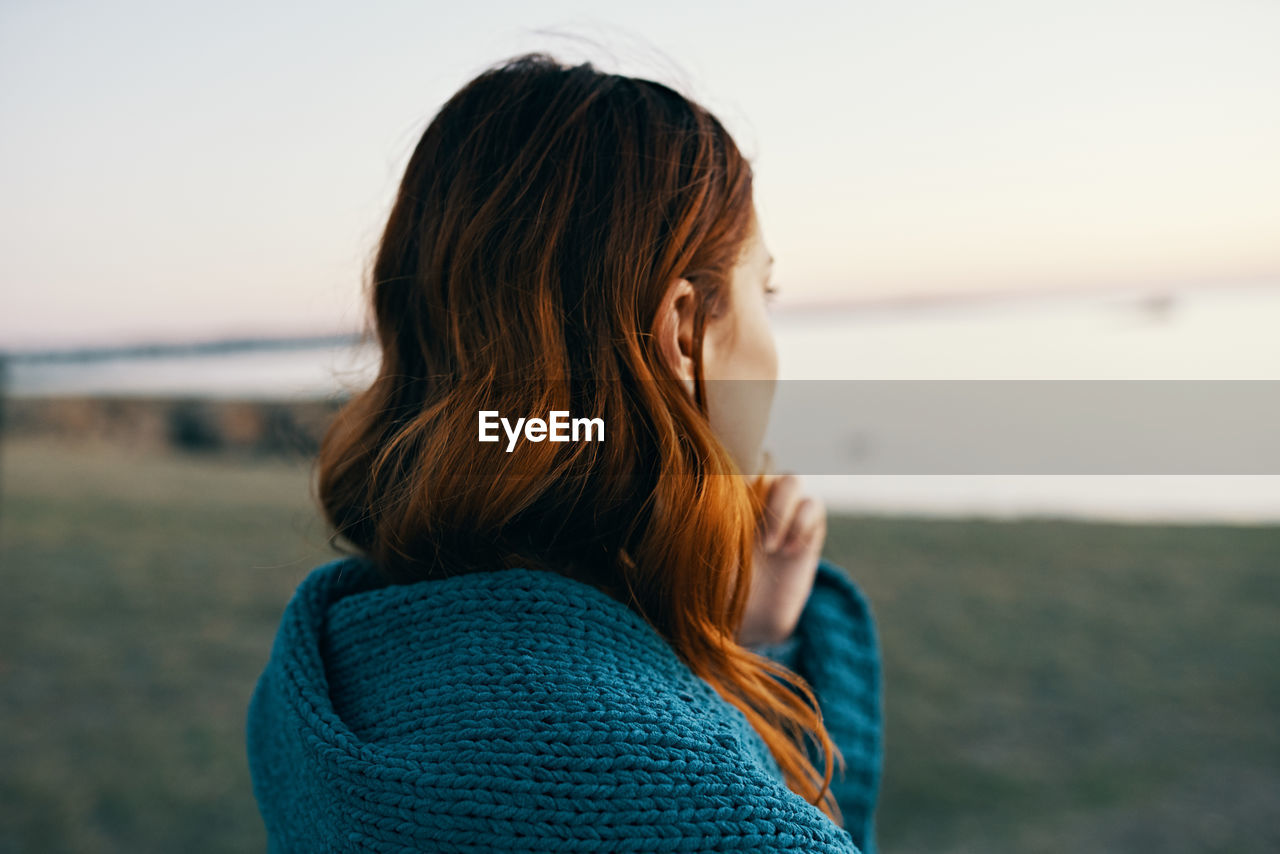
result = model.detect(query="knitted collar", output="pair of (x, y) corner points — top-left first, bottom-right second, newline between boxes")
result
(266, 554), (750, 757)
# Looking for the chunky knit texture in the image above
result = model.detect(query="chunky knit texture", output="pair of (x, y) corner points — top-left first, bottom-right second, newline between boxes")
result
(246, 554), (883, 852)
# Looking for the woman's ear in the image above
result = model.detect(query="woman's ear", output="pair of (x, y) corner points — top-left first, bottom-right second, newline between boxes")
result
(655, 277), (697, 396)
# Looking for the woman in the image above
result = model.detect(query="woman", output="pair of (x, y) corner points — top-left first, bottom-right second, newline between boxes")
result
(247, 51), (883, 853)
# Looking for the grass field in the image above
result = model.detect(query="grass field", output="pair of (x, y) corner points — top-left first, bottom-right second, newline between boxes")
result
(2, 435), (1277, 853)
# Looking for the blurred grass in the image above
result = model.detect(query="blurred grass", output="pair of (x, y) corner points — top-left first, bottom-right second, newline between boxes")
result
(1, 435), (1277, 853)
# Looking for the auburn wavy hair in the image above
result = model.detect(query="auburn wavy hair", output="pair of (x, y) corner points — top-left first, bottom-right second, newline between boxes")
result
(314, 51), (846, 825)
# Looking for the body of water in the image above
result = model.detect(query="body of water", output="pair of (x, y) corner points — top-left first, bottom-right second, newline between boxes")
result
(6, 282), (1278, 523)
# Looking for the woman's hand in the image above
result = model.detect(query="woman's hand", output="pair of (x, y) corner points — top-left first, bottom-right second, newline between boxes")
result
(736, 471), (827, 648)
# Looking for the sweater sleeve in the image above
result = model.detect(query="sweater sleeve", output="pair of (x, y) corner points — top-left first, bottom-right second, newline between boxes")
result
(748, 557), (884, 854)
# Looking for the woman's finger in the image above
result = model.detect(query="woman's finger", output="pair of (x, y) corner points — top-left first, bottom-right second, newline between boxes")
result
(762, 474), (803, 552)
(779, 496), (824, 554)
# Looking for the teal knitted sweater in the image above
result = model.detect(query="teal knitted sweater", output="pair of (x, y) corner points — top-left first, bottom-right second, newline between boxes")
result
(246, 555), (883, 852)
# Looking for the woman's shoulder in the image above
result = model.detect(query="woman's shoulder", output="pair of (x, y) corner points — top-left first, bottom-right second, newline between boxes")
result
(249, 555), (867, 852)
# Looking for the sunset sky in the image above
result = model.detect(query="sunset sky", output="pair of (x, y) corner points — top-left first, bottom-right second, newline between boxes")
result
(2, 0), (1277, 349)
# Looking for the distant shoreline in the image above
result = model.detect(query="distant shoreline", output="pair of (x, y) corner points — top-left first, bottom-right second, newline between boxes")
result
(0, 331), (363, 365)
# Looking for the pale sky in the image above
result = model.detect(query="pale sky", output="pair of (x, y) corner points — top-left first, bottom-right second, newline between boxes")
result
(2, 0), (1277, 350)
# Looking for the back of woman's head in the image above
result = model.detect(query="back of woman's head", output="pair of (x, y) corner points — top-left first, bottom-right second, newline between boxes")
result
(315, 51), (845, 824)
